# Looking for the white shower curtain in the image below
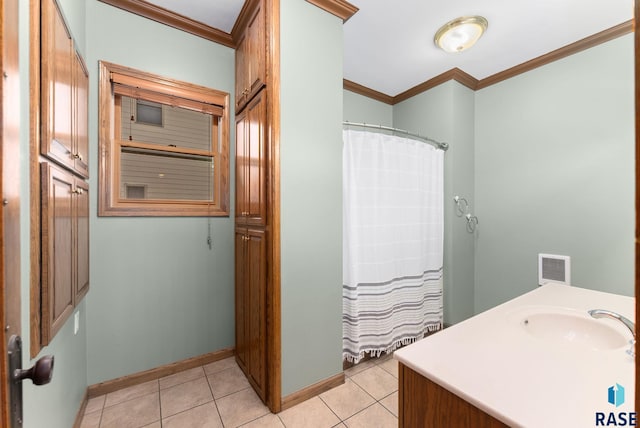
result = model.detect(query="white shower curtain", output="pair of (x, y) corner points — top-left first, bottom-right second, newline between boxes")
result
(342, 129), (444, 363)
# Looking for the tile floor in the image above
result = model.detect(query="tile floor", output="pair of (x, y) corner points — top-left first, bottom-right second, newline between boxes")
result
(80, 354), (398, 428)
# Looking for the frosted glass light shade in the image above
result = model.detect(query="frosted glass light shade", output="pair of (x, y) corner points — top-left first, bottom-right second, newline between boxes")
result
(434, 16), (488, 53)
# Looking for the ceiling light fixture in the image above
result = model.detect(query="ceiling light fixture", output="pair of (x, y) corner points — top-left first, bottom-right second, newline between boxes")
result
(434, 16), (488, 53)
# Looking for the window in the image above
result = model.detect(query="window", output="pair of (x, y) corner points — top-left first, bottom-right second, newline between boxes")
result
(135, 99), (163, 126)
(98, 61), (230, 216)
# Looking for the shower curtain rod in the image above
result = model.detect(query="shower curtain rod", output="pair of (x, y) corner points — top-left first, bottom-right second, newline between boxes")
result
(343, 121), (449, 151)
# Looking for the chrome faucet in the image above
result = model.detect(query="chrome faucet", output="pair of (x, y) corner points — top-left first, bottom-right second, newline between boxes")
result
(588, 309), (636, 357)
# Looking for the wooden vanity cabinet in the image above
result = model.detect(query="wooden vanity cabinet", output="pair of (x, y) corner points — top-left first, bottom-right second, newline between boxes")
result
(235, 90), (267, 226)
(235, 0), (265, 111)
(40, 162), (90, 343)
(235, 226), (267, 402)
(399, 363), (508, 428)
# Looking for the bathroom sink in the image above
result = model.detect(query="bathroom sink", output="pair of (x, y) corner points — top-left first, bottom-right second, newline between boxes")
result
(511, 308), (628, 350)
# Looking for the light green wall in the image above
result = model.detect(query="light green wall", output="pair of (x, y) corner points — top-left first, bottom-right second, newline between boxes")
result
(474, 34), (634, 312)
(343, 34), (633, 322)
(19, 1), (89, 427)
(280, 0), (343, 396)
(85, 0), (236, 384)
(392, 81), (476, 325)
(343, 90), (393, 126)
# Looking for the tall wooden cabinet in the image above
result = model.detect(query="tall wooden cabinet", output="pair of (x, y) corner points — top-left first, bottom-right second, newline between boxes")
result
(234, 0), (271, 408)
(37, 0), (90, 347)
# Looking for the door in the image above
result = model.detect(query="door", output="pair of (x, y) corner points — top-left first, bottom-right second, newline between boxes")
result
(0, 0), (21, 426)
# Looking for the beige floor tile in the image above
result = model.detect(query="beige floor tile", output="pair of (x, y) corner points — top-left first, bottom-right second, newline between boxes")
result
(379, 391), (398, 417)
(343, 359), (376, 377)
(160, 366), (206, 390)
(79, 410), (101, 428)
(240, 413), (285, 427)
(100, 393), (160, 428)
(141, 423), (162, 428)
(378, 358), (399, 378)
(104, 380), (159, 408)
(350, 366), (398, 400)
(160, 376), (214, 418)
(343, 403), (397, 428)
(278, 397), (340, 428)
(207, 365), (251, 398)
(332, 424), (347, 428)
(84, 395), (105, 414)
(162, 401), (223, 428)
(204, 357), (238, 375)
(319, 378), (375, 420)
(216, 388), (270, 427)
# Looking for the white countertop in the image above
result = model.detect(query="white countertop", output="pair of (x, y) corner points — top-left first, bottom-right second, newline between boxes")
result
(394, 284), (636, 428)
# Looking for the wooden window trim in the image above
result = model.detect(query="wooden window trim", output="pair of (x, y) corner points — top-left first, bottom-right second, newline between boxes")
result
(98, 61), (230, 217)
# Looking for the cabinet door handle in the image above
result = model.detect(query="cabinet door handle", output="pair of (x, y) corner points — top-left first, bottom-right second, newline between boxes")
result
(73, 153), (82, 161)
(72, 188), (84, 195)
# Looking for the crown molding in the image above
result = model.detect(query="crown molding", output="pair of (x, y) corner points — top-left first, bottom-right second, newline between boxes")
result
(345, 20), (634, 105)
(98, 0), (235, 48)
(476, 19), (633, 89)
(343, 79), (394, 104)
(305, 0), (359, 22)
(394, 68), (478, 104)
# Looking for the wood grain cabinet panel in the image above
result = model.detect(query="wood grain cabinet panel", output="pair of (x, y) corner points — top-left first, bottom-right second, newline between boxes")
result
(40, 0), (89, 178)
(74, 178), (90, 301)
(41, 163), (74, 342)
(235, 0), (265, 111)
(72, 50), (89, 178)
(399, 363), (509, 428)
(235, 226), (267, 402)
(40, 162), (89, 344)
(40, 0), (73, 171)
(235, 90), (267, 226)
(235, 228), (248, 370)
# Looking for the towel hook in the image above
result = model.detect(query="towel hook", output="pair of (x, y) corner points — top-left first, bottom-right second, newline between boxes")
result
(454, 195), (478, 233)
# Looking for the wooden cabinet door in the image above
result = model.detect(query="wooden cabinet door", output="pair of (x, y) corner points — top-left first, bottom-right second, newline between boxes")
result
(236, 90), (267, 226)
(73, 51), (89, 178)
(235, 227), (248, 370)
(234, 0), (265, 112)
(246, 91), (267, 226)
(41, 0), (73, 171)
(41, 162), (75, 343)
(235, 111), (248, 223)
(246, 228), (266, 401)
(235, 33), (248, 111)
(246, 3), (265, 98)
(74, 177), (89, 301)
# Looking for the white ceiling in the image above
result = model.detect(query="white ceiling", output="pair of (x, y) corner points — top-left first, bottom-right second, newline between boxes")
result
(145, 0), (634, 97)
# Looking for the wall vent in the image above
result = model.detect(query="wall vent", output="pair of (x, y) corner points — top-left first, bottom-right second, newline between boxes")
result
(538, 253), (571, 286)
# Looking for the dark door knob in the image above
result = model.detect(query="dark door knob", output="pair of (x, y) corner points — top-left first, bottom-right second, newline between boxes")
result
(13, 355), (54, 385)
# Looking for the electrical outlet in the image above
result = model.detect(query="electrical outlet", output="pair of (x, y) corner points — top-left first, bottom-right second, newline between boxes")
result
(74, 311), (79, 335)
